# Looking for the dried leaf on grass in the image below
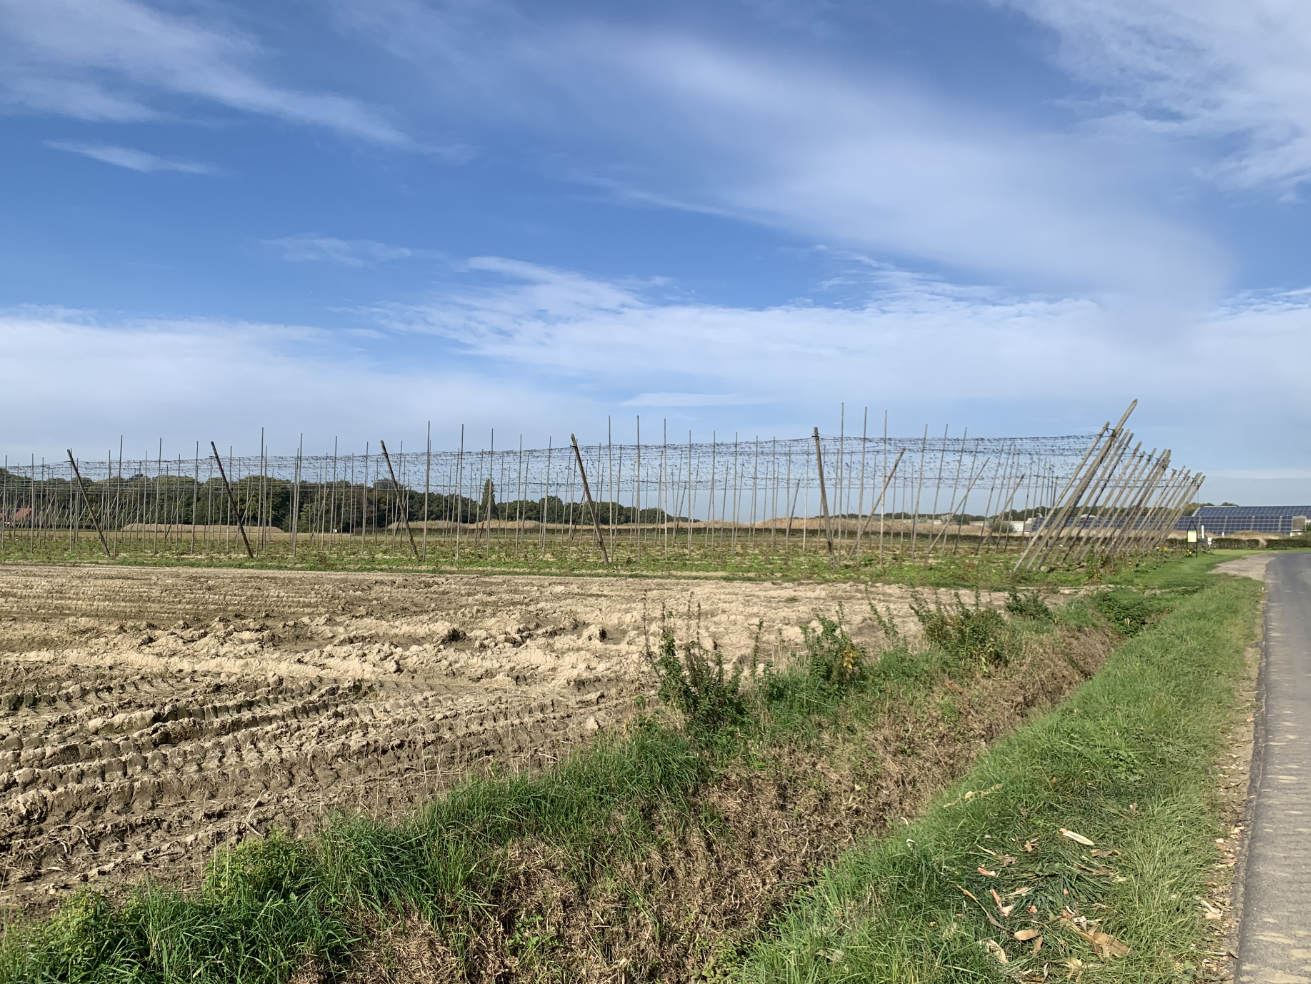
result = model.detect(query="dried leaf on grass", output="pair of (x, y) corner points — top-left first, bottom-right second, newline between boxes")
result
(984, 939), (1009, 964)
(1014, 928), (1042, 941)
(1061, 918), (1131, 959)
(1060, 828), (1095, 847)
(991, 888), (1015, 918)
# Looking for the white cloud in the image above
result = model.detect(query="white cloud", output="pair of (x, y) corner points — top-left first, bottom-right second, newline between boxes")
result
(266, 235), (428, 267)
(0, 307), (599, 457)
(1, 76), (160, 121)
(998, 0), (1311, 193)
(328, 6), (1223, 298)
(0, 0), (406, 144)
(46, 140), (214, 174)
(2, 260), (1309, 499)
(365, 256), (1310, 433)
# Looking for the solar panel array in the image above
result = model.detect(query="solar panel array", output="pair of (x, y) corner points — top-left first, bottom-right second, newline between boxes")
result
(1175, 506), (1311, 535)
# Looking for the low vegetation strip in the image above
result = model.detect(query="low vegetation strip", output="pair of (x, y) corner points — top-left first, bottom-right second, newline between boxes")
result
(0, 581), (1172, 983)
(737, 576), (1262, 983)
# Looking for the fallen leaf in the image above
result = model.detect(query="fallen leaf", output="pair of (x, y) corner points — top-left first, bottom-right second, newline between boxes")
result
(1061, 828), (1095, 847)
(984, 939), (1009, 964)
(978, 867), (998, 877)
(1033, 935), (1043, 956)
(1061, 918), (1131, 959)
(1015, 928), (1043, 941)
(991, 889), (1016, 917)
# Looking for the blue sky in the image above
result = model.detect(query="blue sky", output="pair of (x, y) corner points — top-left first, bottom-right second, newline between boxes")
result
(1, 0), (1309, 502)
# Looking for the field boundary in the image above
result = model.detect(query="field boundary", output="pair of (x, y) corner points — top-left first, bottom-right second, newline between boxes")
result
(737, 575), (1263, 982)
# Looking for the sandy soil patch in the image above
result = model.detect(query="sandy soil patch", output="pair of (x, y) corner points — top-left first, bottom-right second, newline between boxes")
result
(1213, 555), (1273, 581)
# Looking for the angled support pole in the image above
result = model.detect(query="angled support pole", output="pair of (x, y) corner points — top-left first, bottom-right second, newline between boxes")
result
(571, 434), (610, 565)
(211, 441), (254, 558)
(379, 440), (419, 560)
(66, 450), (111, 558)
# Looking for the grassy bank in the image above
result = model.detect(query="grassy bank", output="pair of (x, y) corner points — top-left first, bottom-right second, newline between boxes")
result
(0, 585), (1124, 982)
(738, 576), (1262, 982)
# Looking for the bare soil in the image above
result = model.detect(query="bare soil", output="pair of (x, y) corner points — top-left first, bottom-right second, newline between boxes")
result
(0, 563), (999, 912)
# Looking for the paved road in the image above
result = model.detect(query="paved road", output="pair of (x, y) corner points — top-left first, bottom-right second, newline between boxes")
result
(1237, 552), (1311, 984)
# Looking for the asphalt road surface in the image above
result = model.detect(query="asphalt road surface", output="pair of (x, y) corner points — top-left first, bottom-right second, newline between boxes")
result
(1237, 552), (1311, 984)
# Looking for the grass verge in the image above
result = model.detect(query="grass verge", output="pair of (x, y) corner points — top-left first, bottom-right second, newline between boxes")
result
(0, 587), (1120, 983)
(737, 576), (1262, 983)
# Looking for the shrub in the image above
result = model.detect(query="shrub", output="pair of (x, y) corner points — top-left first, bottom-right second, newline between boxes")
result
(644, 630), (747, 738)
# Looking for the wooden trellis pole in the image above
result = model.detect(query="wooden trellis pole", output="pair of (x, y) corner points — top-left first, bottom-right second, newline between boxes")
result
(379, 439), (419, 560)
(852, 447), (906, 552)
(812, 427), (835, 564)
(571, 434), (610, 565)
(211, 441), (253, 558)
(66, 450), (111, 558)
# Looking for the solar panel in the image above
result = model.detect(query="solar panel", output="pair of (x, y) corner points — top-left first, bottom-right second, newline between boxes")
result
(1176, 506), (1311, 535)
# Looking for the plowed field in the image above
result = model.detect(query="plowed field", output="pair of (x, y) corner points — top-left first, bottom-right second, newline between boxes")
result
(0, 564), (996, 911)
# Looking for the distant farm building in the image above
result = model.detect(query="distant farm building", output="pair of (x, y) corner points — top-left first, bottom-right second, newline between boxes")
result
(0, 507), (31, 528)
(1176, 505), (1310, 536)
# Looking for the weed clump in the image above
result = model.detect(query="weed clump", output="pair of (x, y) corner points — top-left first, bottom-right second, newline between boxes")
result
(910, 592), (1012, 667)
(1094, 587), (1169, 636)
(1005, 588), (1054, 621)
(645, 630), (748, 739)
(802, 614), (867, 688)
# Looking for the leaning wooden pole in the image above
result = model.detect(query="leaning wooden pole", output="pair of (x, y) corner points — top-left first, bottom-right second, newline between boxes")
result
(812, 427), (836, 565)
(1102, 449), (1164, 562)
(210, 441), (254, 559)
(852, 447), (906, 549)
(1012, 423), (1107, 572)
(1055, 430), (1135, 566)
(926, 457), (992, 558)
(571, 434), (610, 565)
(1072, 443), (1147, 568)
(379, 440), (419, 560)
(1030, 400), (1136, 571)
(66, 450), (111, 558)
(1106, 450), (1170, 560)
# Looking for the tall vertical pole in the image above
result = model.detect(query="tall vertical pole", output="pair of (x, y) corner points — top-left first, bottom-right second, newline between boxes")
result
(423, 422), (431, 560)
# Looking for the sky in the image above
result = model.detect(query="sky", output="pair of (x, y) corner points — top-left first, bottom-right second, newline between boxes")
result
(1, 0), (1309, 504)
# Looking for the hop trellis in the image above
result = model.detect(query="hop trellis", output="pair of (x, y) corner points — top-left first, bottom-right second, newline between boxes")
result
(0, 402), (1199, 570)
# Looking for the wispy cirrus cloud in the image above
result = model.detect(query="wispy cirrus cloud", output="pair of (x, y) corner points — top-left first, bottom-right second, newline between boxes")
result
(997, 0), (1311, 194)
(0, 0), (407, 144)
(364, 255), (1310, 435)
(265, 234), (433, 267)
(329, 4), (1222, 298)
(46, 140), (215, 174)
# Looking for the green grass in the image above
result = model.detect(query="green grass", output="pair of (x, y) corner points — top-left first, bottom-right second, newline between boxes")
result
(1107, 547), (1258, 592)
(0, 528), (1208, 590)
(736, 576), (1261, 983)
